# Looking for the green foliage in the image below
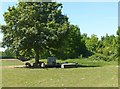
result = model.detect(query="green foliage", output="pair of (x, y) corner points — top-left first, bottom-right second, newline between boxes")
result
(99, 34), (117, 56)
(40, 32), (118, 61)
(117, 27), (120, 58)
(82, 33), (118, 61)
(47, 24), (90, 59)
(56, 25), (82, 59)
(88, 53), (116, 62)
(2, 48), (16, 59)
(0, 52), (2, 58)
(85, 34), (98, 52)
(1, 2), (69, 62)
(0, 2), (118, 62)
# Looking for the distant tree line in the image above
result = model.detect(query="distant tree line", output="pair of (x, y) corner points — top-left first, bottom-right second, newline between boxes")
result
(40, 29), (119, 61)
(1, 26), (119, 61)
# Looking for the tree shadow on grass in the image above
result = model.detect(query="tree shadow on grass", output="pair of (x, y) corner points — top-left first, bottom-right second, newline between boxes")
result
(14, 64), (101, 69)
(77, 64), (101, 68)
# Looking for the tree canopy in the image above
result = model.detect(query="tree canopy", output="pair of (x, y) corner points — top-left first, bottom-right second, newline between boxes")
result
(1, 2), (70, 65)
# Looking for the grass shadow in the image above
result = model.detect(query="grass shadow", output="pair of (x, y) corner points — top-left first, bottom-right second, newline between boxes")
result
(14, 63), (101, 69)
(77, 64), (101, 68)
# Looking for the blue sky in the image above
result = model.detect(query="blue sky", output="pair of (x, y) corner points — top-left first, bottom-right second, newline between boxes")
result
(0, 1), (118, 51)
(62, 2), (118, 38)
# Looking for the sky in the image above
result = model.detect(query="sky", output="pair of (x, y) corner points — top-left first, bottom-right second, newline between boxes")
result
(62, 2), (118, 38)
(119, 2), (120, 26)
(0, 1), (118, 51)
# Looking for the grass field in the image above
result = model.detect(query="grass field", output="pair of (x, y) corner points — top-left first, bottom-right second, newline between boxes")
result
(0, 59), (118, 87)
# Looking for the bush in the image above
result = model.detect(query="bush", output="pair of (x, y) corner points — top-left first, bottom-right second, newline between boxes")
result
(109, 53), (118, 61)
(2, 48), (16, 59)
(89, 53), (111, 61)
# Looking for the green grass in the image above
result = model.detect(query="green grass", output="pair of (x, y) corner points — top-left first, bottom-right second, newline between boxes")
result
(56, 58), (118, 67)
(1, 59), (24, 66)
(1, 59), (118, 87)
(1, 58), (118, 67)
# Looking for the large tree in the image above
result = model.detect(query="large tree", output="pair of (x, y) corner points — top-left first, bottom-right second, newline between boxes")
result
(1, 2), (70, 66)
(61, 25), (87, 59)
(50, 24), (83, 59)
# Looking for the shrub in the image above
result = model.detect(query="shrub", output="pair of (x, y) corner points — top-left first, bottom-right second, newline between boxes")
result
(2, 48), (16, 59)
(89, 53), (111, 61)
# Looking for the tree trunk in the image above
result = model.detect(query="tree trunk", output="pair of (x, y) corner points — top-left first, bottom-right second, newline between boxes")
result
(34, 49), (40, 64)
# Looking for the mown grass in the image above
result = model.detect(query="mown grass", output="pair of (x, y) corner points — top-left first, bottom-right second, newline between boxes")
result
(1, 59), (118, 87)
(1, 58), (118, 67)
(1, 59), (24, 66)
(56, 58), (118, 67)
